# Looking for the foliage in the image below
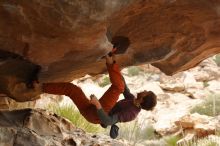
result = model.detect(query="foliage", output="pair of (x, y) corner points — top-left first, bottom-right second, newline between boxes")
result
(203, 81), (209, 88)
(117, 120), (157, 145)
(164, 135), (181, 146)
(192, 136), (220, 146)
(190, 94), (220, 116)
(98, 76), (110, 87)
(47, 104), (102, 133)
(127, 66), (142, 77)
(163, 135), (220, 146)
(216, 129), (220, 136)
(213, 54), (220, 66)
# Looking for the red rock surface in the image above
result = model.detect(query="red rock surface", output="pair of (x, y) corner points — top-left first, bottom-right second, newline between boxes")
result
(109, 0), (220, 75)
(0, 0), (220, 101)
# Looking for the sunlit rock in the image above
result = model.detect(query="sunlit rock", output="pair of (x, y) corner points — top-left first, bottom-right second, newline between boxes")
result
(0, 0), (220, 101)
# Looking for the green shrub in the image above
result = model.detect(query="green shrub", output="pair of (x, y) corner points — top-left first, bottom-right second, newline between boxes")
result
(174, 136), (220, 146)
(213, 54), (220, 66)
(168, 135), (220, 146)
(98, 76), (110, 87)
(117, 120), (157, 145)
(203, 81), (209, 87)
(47, 104), (102, 133)
(193, 137), (220, 146)
(127, 66), (142, 76)
(216, 130), (220, 136)
(190, 94), (220, 116)
(164, 135), (181, 146)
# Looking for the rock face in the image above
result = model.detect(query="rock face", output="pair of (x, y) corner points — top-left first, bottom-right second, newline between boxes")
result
(109, 0), (220, 74)
(0, 108), (129, 146)
(175, 113), (219, 146)
(0, 0), (220, 101)
(175, 113), (218, 138)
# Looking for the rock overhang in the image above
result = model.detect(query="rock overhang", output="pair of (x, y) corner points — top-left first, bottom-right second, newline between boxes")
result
(0, 0), (220, 101)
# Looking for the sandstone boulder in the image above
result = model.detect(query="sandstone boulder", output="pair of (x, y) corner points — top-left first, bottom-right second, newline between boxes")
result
(174, 113), (218, 138)
(0, 108), (130, 146)
(0, 0), (220, 101)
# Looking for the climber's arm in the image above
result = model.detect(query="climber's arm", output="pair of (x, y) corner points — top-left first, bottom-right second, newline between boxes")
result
(122, 76), (134, 99)
(90, 95), (118, 126)
(97, 109), (118, 126)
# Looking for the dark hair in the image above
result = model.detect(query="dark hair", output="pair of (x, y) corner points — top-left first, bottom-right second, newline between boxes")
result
(140, 91), (157, 110)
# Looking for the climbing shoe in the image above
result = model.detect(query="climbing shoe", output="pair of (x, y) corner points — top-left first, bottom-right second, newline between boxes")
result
(110, 124), (119, 139)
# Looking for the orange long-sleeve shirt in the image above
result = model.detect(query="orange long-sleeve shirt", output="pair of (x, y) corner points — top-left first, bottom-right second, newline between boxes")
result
(42, 63), (124, 124)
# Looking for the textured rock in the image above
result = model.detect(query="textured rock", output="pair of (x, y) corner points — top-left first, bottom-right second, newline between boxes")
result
(0, 108), (130, 146)
(159, 73), (185, 92)
(0, 0), (220, 101)
(174, 113), (218, 138)
(0, 94), (36, 110)
(109, 0), (220, 74)
(190, 58), (220, 81)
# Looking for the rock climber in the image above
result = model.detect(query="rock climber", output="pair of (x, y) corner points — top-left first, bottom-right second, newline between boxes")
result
(13, 48), (157, 138)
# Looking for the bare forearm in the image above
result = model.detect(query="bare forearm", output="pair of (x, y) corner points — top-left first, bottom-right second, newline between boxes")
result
(122, 76), (134, 99)
(90, 95), (102, 109)
(94, 102), (102, 109)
